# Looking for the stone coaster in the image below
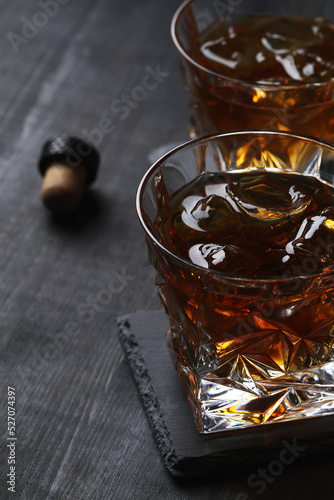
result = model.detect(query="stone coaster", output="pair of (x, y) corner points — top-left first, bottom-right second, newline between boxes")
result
(117, 310), (334, 478)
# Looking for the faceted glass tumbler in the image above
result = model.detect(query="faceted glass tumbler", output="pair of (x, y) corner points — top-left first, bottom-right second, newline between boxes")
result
(136, 131), (334, 433)
(171, 0), (334, 140)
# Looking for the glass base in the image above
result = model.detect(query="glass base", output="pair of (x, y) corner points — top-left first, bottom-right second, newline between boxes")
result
(167, 329), (334, 434)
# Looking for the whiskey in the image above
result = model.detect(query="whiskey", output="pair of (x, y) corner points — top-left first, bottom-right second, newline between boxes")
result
(157, 170), (334, 277)
(155, 170), (334, 378)
(180, 15), (334, 140)
(194, 16), (334, 84)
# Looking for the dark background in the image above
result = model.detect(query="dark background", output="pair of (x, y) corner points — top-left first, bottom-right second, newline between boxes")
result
(0, 1), (333, 499)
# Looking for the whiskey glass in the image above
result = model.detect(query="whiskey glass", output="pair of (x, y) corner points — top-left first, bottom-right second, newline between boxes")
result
(137, 130), (334, 433)
(171, 0), (334, 140)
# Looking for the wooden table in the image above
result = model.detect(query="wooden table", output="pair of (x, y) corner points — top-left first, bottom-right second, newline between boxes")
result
(0, 1), (333, 499)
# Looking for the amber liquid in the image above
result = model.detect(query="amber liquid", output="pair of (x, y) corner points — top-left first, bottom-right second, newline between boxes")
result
(183, 15), (334, 140)
(155, 171), (334, 378)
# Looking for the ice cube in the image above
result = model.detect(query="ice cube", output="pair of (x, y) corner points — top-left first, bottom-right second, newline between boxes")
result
(180, 193), (240, 236)
(226, 173), (311, 222)
(199, 15), (334, 84)
(181, 195), (208, 232)
(283, 208), (334, 269)
(188, 242), (260, 274)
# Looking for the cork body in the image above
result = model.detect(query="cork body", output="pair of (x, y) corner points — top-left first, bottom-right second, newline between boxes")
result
(41, 163), (87, 214)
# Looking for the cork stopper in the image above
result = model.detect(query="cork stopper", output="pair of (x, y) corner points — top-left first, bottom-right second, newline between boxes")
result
(38, 136), (100, 214)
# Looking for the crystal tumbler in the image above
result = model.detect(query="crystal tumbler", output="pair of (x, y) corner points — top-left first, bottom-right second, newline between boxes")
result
(171, 0), (334, 140)
(137, 131), (334, 433)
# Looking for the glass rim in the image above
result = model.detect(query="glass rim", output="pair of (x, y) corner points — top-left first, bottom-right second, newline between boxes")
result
(136, 129), (334, 284)
(171, 0), (334, 90)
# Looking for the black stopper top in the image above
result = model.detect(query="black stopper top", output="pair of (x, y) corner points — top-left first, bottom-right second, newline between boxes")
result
(38, 135), (100, 185)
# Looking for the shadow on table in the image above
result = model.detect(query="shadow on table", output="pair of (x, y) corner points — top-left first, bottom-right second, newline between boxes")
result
(46, 189), (107, 234)
(171, 446), (334, 500)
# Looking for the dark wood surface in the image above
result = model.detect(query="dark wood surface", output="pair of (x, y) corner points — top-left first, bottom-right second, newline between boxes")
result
(0, 1), (333, 499)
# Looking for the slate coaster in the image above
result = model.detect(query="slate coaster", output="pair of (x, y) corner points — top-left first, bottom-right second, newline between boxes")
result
(117, 310), (334, 478)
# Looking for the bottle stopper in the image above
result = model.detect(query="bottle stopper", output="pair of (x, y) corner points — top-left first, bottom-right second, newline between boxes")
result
(38, 136), (100, 214)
